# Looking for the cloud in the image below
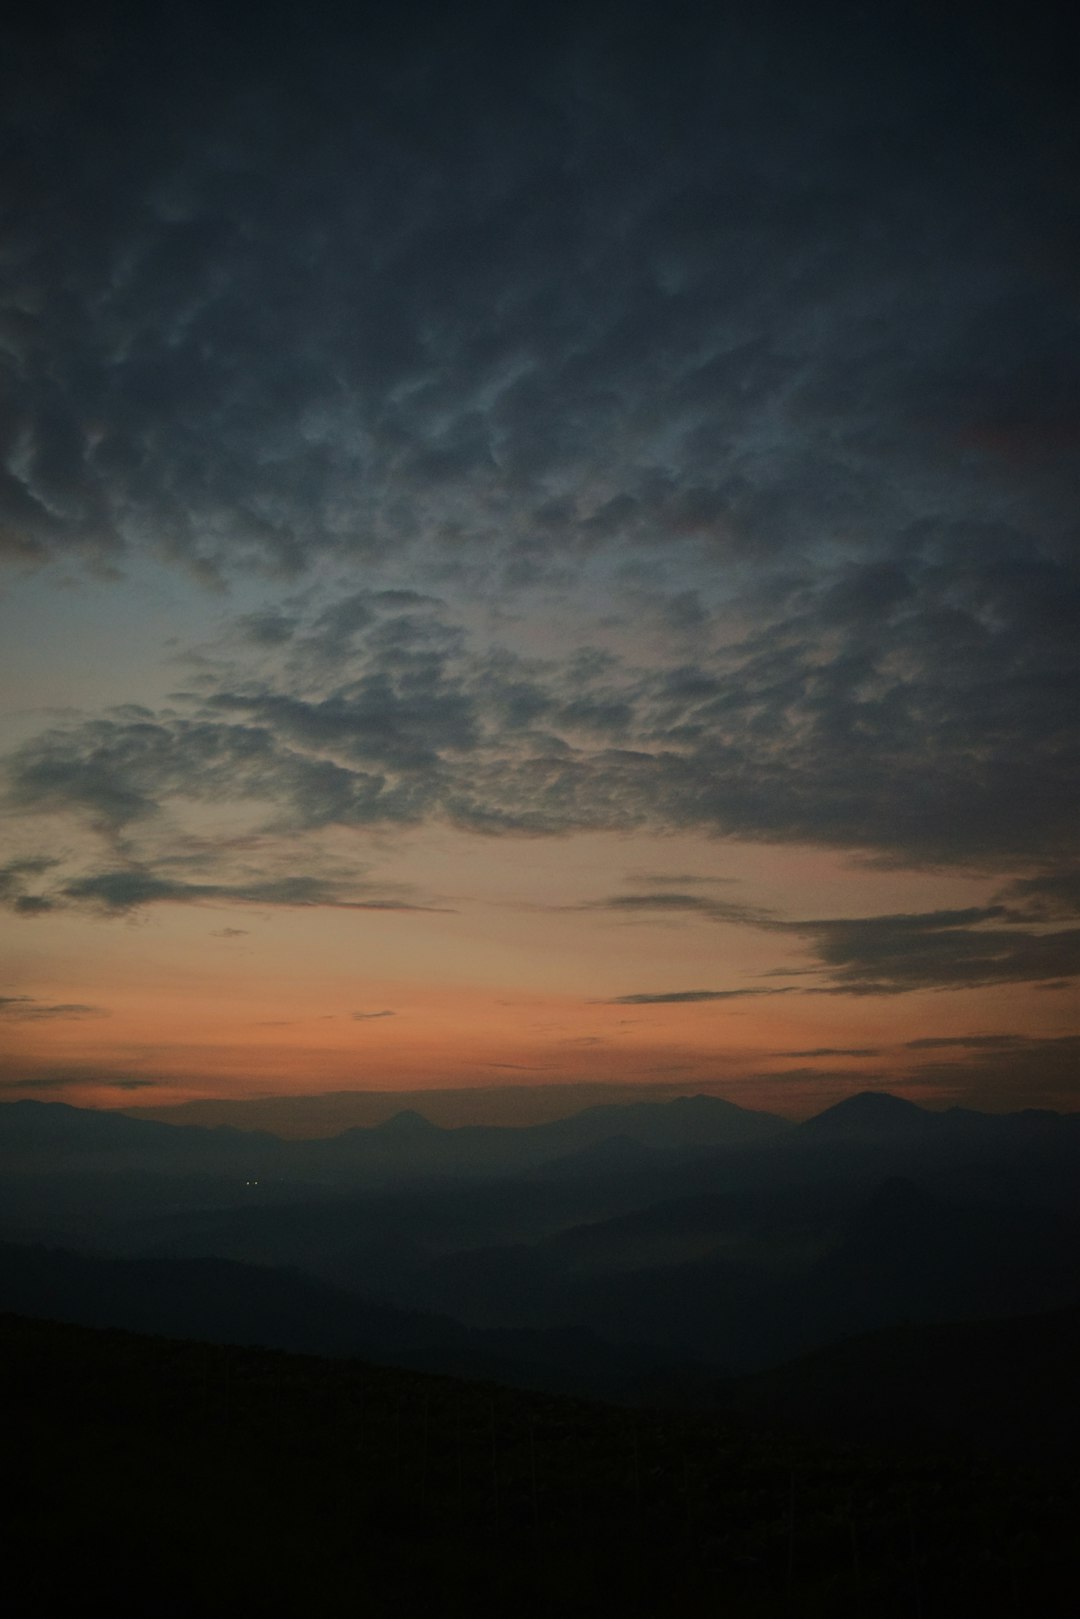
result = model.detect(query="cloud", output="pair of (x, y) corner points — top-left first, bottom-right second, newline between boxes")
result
(782, 908), (1080, 995)
(781, 1046), (882, 1058)
(0, 857), (61, 916)
(898, 1033), (1080, 1112)
(56, 868), (451, 918)
(626, 872), (740, 888)
(211, 927), (249, 938)
(902, 1034), (1027, 1051)
(6, 528), (1076, 874)
(995, 870), (1080, 921)
(11, 895), (57, 916)
(0, 3), (1076, 888)
(0, 995), (108, 1021)
(351, 1009), (395, 1021)
(0, 840), (453, 919)
(580, 891), (772, 926)
(236, 609), (301, 648)
(605, 987), (797, 1005)
(4, 5), (1073, 593)
(0, 1070), (156, 1092)
(590, 889), (1080, 998)
(480, 1062), (547, 1071)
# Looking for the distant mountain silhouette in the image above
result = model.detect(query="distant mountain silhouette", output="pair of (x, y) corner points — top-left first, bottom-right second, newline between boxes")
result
(0, 1237), (461, 1361)
(546, 1093), (787, 1149)
(523, 1133), (658, 1179)
(10, 1092), (1076, 1188)
(372, 1107), (442, 1137)
(3, 1091), (1079, 1388)
(800, 1089), (933, 1136)
(0, 1097), (281, 1168)
(0, 1091), (789, 1191)
(0, 1239), (686, 1397)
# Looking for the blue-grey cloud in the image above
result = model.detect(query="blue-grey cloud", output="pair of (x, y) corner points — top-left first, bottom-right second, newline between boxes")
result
(580, 891), (773, 926)
(903, 1034), (1027, 1051)
(596, 893), (1080, 998)
(0, 995), (107, 1021)
(782, 1046), (882, 1058)
(11, 528), (1075, 871)
(782, 909), (1080, 995)
(1, 2), (1076, 906)
(0, 857), (62, 915)
(0, 1069), (156, 1092)
(627, 872), (740, 888)
(56, 868), (451, 917)
(606, 987), (797, 1005)
(995, 870), (1080, 921)
(3, 3), (1075, 590)
(898, 1033), (1080, 1111)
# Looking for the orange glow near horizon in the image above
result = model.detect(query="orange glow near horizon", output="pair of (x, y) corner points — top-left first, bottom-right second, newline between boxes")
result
(3, 826), (1074, 1121)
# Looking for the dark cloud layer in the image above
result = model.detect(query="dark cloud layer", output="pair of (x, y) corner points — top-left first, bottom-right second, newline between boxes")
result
(0, 1068), (156, 1093)
(582, 891), (771, 926)
(600, 895), (1080, 999)
(899, 1033), (1080, 1112)
(784, 909), (1080, 995)
(782, 1046), (882, 1059)
(610, 930), (1080, 1000)
(1, 2), (1077, 948)
(5, 547), (1078, 872)
(607, 988), (796, 1006)
(3, 3), (1076, 579)
(0, 995), (106, 1021)
(60, 868), (447, 918)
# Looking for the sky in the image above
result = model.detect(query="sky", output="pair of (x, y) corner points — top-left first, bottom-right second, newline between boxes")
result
(1, 0), (1077, 1123)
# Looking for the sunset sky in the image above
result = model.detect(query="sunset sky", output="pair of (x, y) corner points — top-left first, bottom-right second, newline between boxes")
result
(2, 1), (1077, 1123)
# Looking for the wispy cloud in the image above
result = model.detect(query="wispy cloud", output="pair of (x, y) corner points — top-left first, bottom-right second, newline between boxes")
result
(590, 891), (1080, 998)
(605, 987), (797, 1005)
(0, 1071), (155, 1092)
(580, 891), (773, 926)
(781, 1046), (882, 1058)
(0, 1), (1076, 961)
(898, 1033), (1080, 1112)
(0, 996), (108, 1022)
(0, 853), (453, 920)
(782, 909), (1080, 995)
(903, 1034), (1027, 1051)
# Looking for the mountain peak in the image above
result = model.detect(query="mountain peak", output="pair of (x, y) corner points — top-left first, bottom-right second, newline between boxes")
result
(804, 1091), (928, 1132)
(374, 1108), (440, 1137)
(667, 1094), (744, 1115)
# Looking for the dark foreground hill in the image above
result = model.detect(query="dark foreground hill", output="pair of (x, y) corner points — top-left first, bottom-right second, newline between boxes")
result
(0, 1238), (688, 1398)
(2, 1312), (1077, 1619)
(713, 1301), (1080, 1460)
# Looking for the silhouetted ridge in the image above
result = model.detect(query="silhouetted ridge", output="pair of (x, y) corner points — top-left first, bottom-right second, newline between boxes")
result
(716, 1299), (1080, 1460)
(0, 1097), (278, 1151)
(6, 1312), (1077, 1617)
(373, 1108), (441, 1137)
(558, 1093), (785, 1148)
(802, 1090), (928, 1133)
(857, 1174), (939, 1219)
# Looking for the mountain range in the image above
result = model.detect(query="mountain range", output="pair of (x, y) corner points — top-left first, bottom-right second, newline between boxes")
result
(1, 1088), (1078, 1394)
